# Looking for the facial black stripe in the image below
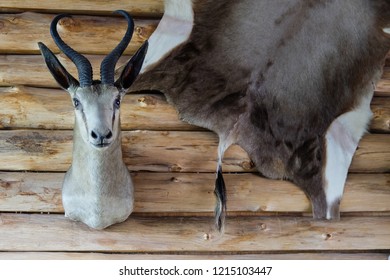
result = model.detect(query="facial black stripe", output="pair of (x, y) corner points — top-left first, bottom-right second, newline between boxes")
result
(81, 109), (89, 136)
(112, 111), (116, 129)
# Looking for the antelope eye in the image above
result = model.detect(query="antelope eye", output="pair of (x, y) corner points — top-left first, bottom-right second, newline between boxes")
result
(114, 97), (121, 109)
(73, 98), (80, 108)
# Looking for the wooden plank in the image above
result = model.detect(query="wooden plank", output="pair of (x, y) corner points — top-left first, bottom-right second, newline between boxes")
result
(0, 86), (196, 130)
(0, 172), (63, 212)
(376, 79), (390, 97)
(0, 12), (157, 54)
(0, 55), (132, 88)
(0, 130), (388, 173)
(382, 67), (390, 80)
(0, 86), (388, 132)
(0, 130), (73, 171)
(0, 0), (164, 17)
(1, 55), (390, 92)
(370, 97), (390, 133)
(0, 214), (389, 252)
(0, 172), (389, 214)
(0, 252), (387, 260)
(349, 133), (390, 173)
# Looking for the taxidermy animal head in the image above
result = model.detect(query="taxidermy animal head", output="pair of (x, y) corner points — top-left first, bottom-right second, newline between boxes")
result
(38, 10), (148, 229)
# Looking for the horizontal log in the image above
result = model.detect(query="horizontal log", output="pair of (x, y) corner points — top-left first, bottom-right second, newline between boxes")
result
(1, 54), (390, 93)
(0, 172), (389, 214)
(0, 12), (157, 54)
(0, 0), (164, 17)
(0, 55), (132, 88)
(0, 86), (388, 133)
(370, 97), (390, 133)
(349, 133), (390, 173)
(382, 67), (390, 79)
(0, 130), (388, 173)
(0, 252), (387, 260)
(0, 214), (389, 252)
(376, 65), (390, 96)
(0, 86), (196, 130)
(376, 79), (390, 97)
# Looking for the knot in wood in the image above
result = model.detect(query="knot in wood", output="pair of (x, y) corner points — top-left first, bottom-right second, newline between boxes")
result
(170, 177), (180, 183)
(323, 233), (333, 240)
(138, 96), (157, 107)
(59, 17), (78, 32)
(170, 164), (182, 172)
(258, 223), (267, 230)
(135, 26), (144, 36)
(241, 160), (255, 170)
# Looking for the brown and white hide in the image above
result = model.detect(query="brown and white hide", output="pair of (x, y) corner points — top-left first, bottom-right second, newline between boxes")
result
(131, 0), (390, 230)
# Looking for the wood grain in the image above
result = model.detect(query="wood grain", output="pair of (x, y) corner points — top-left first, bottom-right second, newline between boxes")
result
(1, 56), (389, 93)
(0, 86), (388, 132)
(376, 79), (390, 96)
(0, 86), (196, 130)
(0, 0), (164, 17)
(0, 172), (389, 214)
(0, 252), (387, 260)
(0, 12), (157, 54)
(0, 55), (131, 88)
(0, 214), (389, 252)
(349, 133), (390, 173)
(0, 130), (388, 172)
(370, 97), (390, 133)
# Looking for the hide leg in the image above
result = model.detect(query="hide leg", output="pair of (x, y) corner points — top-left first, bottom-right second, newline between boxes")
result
(322, 93), (373, 219)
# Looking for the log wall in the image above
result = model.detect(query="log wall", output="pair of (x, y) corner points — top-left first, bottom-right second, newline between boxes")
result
(0, 1), (389, 260)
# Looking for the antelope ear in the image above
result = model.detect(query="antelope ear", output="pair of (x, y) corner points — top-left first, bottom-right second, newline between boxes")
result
(38, 42), (79, 91)
(115, 40), (148, 91)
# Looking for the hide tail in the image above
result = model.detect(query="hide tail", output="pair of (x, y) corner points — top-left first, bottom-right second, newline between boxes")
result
(214, 165), (227, 232)
(213, 135), (234, 232)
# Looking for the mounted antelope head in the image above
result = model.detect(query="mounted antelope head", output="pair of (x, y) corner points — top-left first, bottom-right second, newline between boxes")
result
(38, 10), (148, 229)
(132, 0), (390, 231)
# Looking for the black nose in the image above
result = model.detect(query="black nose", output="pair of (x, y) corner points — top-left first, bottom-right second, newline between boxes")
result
(91, 130), (113, 145)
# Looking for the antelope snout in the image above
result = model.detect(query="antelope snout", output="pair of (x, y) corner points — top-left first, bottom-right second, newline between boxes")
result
(89, 129), (113, 148)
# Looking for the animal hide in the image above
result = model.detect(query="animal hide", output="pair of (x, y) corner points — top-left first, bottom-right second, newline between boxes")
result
(131, 0), (390, 230)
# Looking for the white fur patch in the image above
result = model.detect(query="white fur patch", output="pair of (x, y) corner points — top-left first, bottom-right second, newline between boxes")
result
(324, 93), (373, 219)
(63, 191), (133, 230)
(383, 28), (390, 34)
(141, 0), (194, 73)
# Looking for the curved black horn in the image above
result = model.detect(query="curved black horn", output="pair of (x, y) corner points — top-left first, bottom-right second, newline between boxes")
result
(100, 10), (134, 85)
(50, 14), (93, 87)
